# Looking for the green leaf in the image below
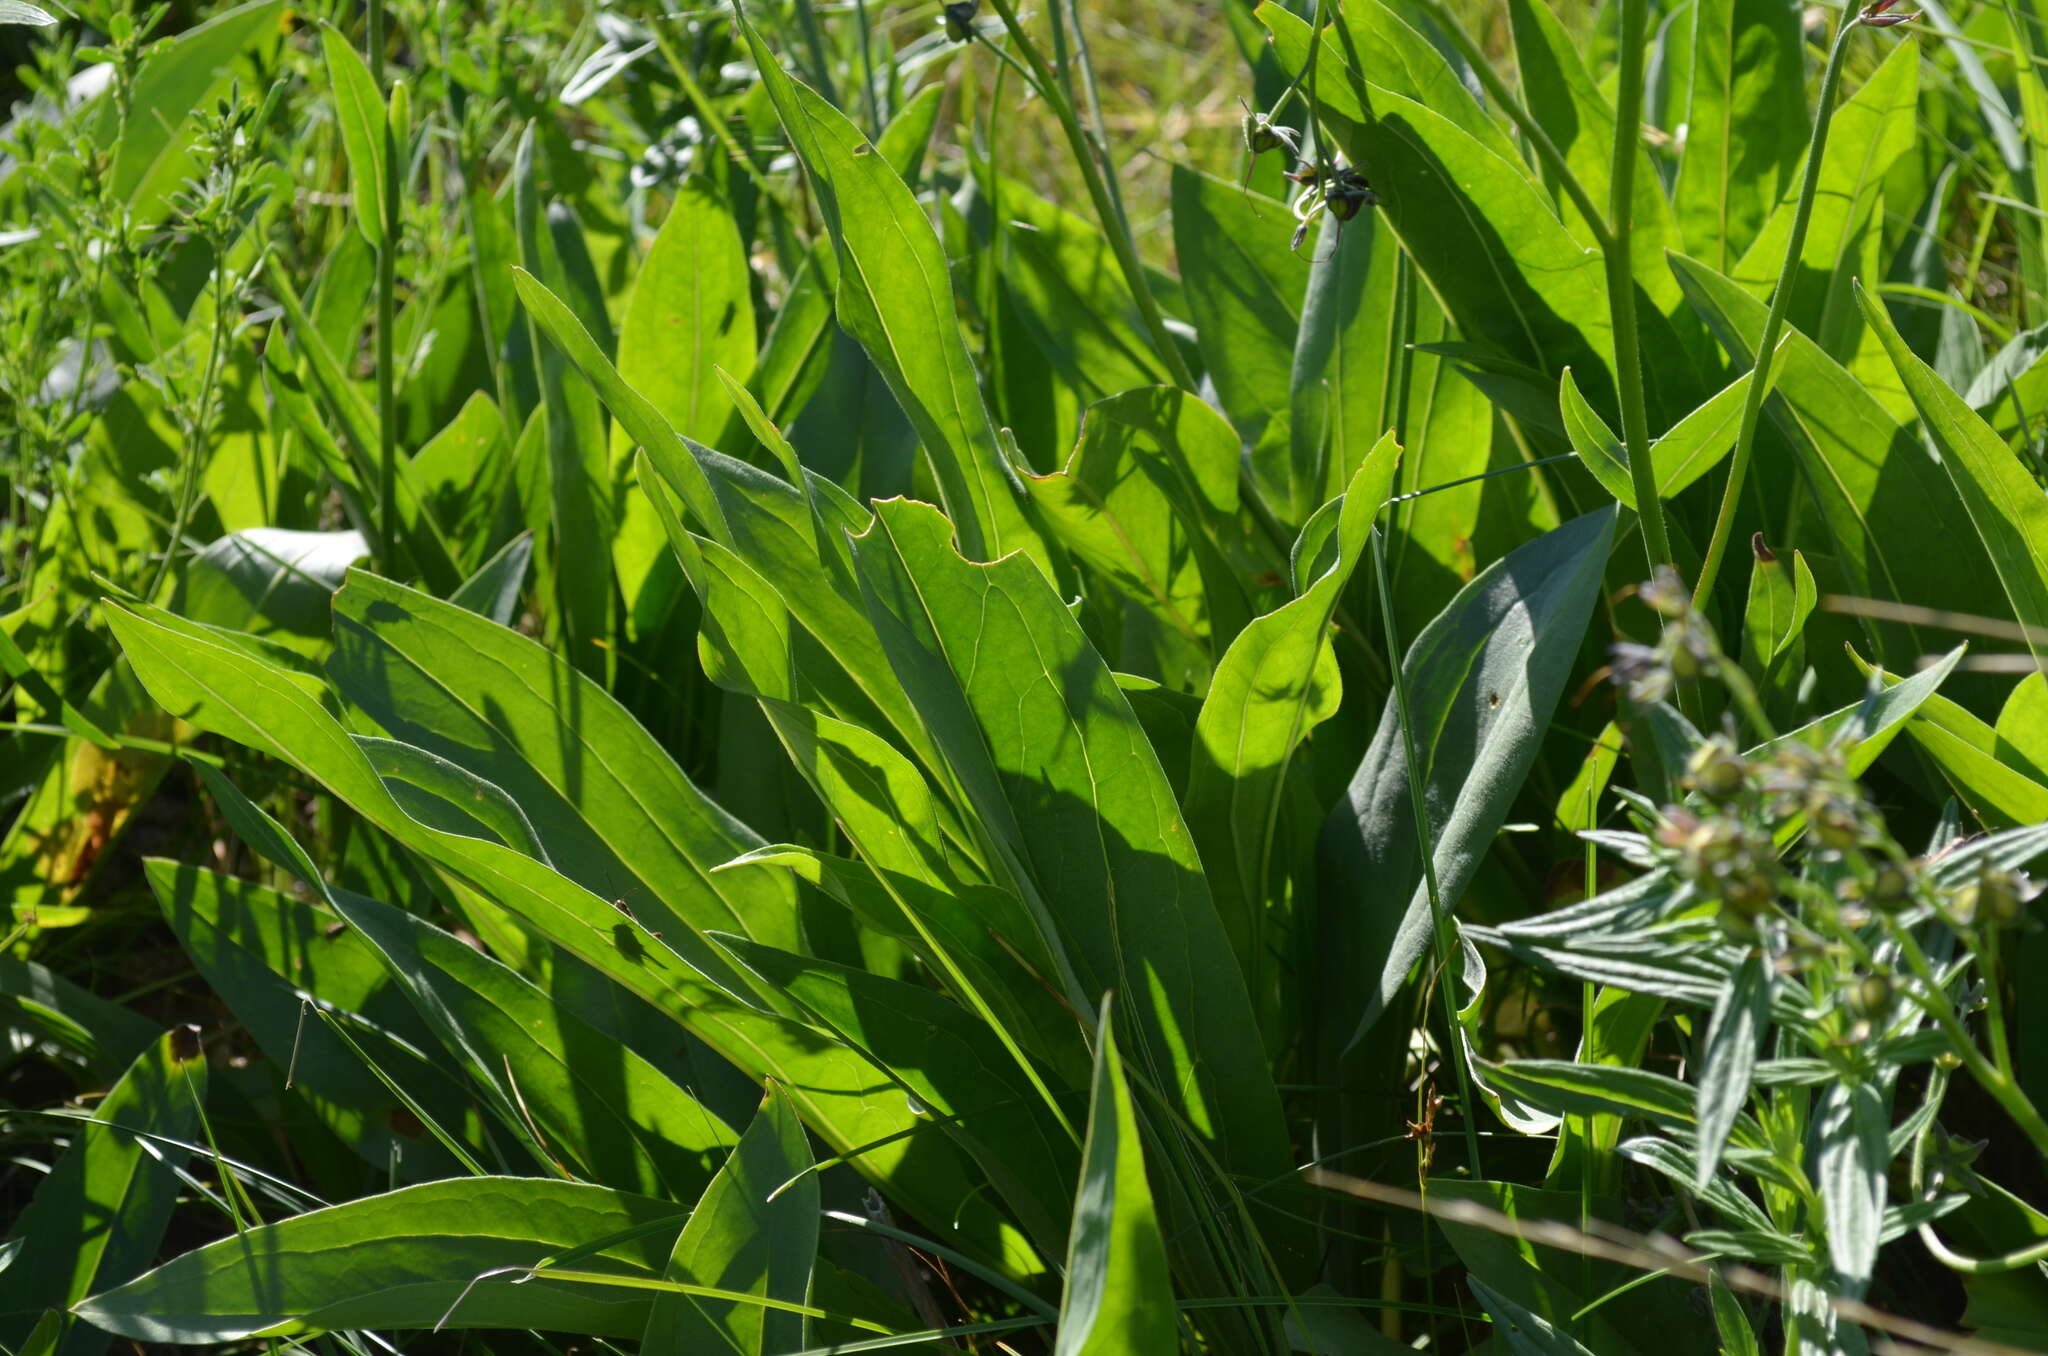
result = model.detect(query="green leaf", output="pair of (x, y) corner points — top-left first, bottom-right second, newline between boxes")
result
(1741, 536), (1816, 685)
(0, 622), (115, 749)
(1995, 673), (2048, 784)
(641, 1086), (817, 1356)
(1170, 167), (1303, 513)
(143, 859), (474, 1175)
(1694, 952), (1770, 1187)
(1560, 362), (1771, 511)
(1290, 212), (1405, 513)
(847, 499), (1297, 1197)
(321, 24), (389, 250)
(1709, 1266), (1763, 1356)
(718, 937), (1077, 1257)
(0, 4), (56, 26)
(1732, 45), (1917, 361)
(1672, 0), (1808, 271)
(1813, 1080), (1889, 1294)
(326, 568), (800, 963)
(1185, 438), (1401, 1036)
(103, 600), (1025, 1277)
(1468, 1275), (1598, 1356)
(738, 10), (1048, 572)
(1670, 252), (2010, 665)
(1321, 507), (1617, 1042)
(1480, 1060), (1765, 1148)
(3, 1029), (205, 1345)
(1846, 652), (2048, 827)
(449, 531), (534, 626)
(1507, 0), (1680, 310)
(0, 955), (159, 1084)
(1016, 386), (1250, 680)
(73, 1179), (682, 1342)
(1054, 999), (1176, 1356)
(97, 1), (283, 222)
(1857, 281), (2048, 673)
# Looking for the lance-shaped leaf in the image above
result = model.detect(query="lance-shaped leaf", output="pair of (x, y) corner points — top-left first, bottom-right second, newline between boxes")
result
(102, 601), (1023, 1271)
(1054, 999), (1176, 1356)
(1561, 361), (1774, 511)
(1185, 437), (1401, 1035)
(2, 1029), (205, 1348)
(847, 498), (1296, 1197)
(1320, 506), (1616, 1044)
(641, 1087), (816, 1356)
(737, 7), (1047, 573)
(1694, 951), (1771, 1186)
(1670, 253), (2008, 667)
(73, 1179), (682, 1342)
(1813, 1079), (1890, 1295)
(326, 568), (799, 958)
(1857, 282), (2048, 673)
(321, 25), (388, 248)
(1672, 0), (1807, 271)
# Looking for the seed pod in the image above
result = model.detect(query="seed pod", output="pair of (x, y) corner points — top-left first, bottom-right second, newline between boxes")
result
(1870, 862), (1913, 910)
(1241, 112), (1284, 156)
(1848, 973), (1893, 1021)
(1684, 738), (1747, 801)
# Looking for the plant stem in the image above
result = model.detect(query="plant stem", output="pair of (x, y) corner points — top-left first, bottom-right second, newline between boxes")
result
(979, 0), (1197, 393)
(370, 0), (399, 572)
(1608, 0), (1670, 576)
(1369, 523), (1484, 1180)
(1692, 15), (1858, 610)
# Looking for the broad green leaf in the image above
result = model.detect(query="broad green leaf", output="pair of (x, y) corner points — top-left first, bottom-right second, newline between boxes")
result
(1468, 1275), (1598, 1356)
(1848, 654), (2048, 826)
(1813, 1079), (1889, 1294)
(1170, 167), (1303, 512)
(847, 498), (1296, 1197)
(719, 938), (1077, 1257)
(2, 1029), (205, 1348)
(1321, 507), (1617, 1043)
(1995, 673), (2048, 783)
(103, 601), (1026, 1275)
(1268, 6), (1621, 403)
(1731, 44), (1917, 361)
(73, 1179), (681, 1342)
(1560, 361), (1772, 511)
(326, 568), (798, 959)
(612, 182), (755, 621)
(1857, 282), (2048, 672)
(513, 130), (616, 677)
(181, 527), (369, 654)
(1694, 952), (1770, 1187)
(1508, 0), (1680, 310)
(1017, 386), (1250, 683)
(0, 623), (114, 749)
(411, 393), (510, 575)
(0, 955), (159, 1084)
(1290, 212), (1404, 513)
(738, 10), (1047, 572)
(321, 25), (388, 248)
(1673, 0), (1807, 270)
(1670, 253), (2010, 665)
(642, 1087), (816, 1356)
(1054, 1002), (1175, 1356)
(0, 3), (55, 25)
(449, 532), (534, 626)
(1185, 438), (1401, 1038)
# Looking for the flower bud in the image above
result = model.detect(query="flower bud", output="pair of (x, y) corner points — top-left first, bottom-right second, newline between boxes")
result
(1848, 973), (1893, 1021)
(1870, 862), (1913, 910)
(1684, 738), (1746, 801)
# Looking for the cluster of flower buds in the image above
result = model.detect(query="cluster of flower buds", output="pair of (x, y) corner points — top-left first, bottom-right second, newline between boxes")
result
(1947, 866), (2033, 930)
(1657, 806), (1779, 939)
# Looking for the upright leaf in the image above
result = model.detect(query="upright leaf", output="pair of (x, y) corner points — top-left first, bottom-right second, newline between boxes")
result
(1, 1029), (205, 1352)
(1694, 952), (1770, 1186)
(321, 26), (388, 249)
(1054, 1001), (1176, 1356)
(738, 9), (1048, 572)
(1321, 507), (1617, 1044)
(1673, 0), (1808, 269)
(641, 1087), (817, 1356)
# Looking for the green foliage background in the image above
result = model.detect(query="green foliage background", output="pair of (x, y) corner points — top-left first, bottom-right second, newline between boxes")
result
(3, 0), (2048, 1351)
